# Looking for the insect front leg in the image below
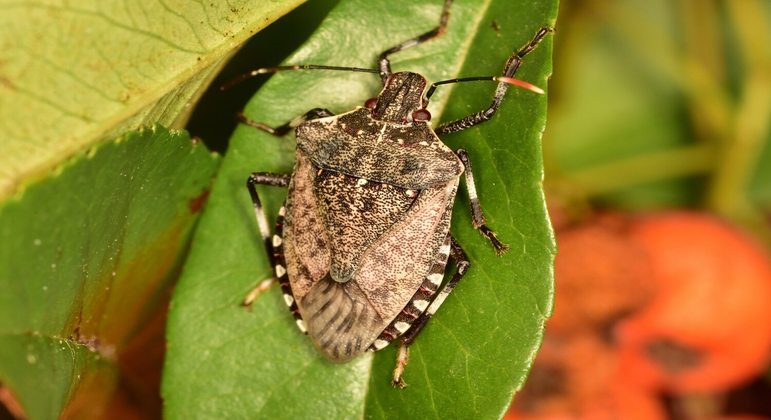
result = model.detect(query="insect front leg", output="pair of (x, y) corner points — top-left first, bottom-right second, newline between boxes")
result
(243, 172), (291, 306)
(392, 237), (470, 388)
(378, 0), (452, 81)
(238, 108), (335, 137)
(435, 27), (553, 135)
(456, 149), (509, 254)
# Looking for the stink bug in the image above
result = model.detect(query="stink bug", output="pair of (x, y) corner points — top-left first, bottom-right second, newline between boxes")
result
(240, 0), (552, 387)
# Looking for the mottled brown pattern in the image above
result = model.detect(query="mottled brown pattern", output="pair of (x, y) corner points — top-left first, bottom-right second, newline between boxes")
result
(282, 152), (331, 300)
(283, 154), (459, 360)
(369, 235), (454, 350)
(355, 181), (457, 321)
(296, 108), (463, 189)
(313, 170), (415, 282)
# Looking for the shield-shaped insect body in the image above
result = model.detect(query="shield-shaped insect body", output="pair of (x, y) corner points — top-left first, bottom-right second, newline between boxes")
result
(243, 0), (552, 387)
(281, 73), (462, 361)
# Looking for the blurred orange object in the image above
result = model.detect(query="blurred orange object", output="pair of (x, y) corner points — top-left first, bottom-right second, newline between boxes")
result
(507, 333), (665, 420)
(616, 212), (771, 393)
(548, 217), (655, 334)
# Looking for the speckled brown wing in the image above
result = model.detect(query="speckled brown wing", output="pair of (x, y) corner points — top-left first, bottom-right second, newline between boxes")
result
(298, 178), (458, 361)
(284, 155), (460, 362)
(282, 149), (409, 361)
(282, 152), (331, 302)
(352, 180), (458, 335)
(313, 168), (416, 283)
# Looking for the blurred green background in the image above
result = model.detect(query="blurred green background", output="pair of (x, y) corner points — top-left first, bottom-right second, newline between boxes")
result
(543, 0), (770, 239)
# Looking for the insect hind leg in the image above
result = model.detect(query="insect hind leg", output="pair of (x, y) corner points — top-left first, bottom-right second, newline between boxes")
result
(391, 236), (470, 388)
(400, 237), (469, 346)
(239, 108), (335, 137)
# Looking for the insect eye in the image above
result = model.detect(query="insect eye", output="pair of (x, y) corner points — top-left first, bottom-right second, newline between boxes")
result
(364, 97), (378, 110)
(411, 109), (431, 122)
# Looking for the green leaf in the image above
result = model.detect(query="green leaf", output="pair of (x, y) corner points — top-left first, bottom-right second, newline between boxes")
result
(164, 0), (557, 418)
(0, 0), (304, 200)
(0, 127), (219, 419)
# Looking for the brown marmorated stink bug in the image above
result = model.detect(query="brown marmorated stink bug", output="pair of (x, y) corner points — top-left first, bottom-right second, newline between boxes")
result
(239, 0), (552, 388)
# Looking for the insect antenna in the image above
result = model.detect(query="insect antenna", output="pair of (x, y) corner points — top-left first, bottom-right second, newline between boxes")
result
(422, 76), (543, 106)
(221, 65), (380, 91)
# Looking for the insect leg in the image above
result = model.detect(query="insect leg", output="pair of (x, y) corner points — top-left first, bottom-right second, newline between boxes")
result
(243, 172), (291, 306)
(435, 27), (553, 135)
(247, 172), (290, 244)
(456, 149), (509, 254)
(400, 237), (469, 346)
(392, 237), (470, 388)
(238, 108), (335, 137)
(378, 0), (452, 81)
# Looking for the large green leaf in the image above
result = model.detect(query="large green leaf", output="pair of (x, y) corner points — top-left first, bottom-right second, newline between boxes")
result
(0, 0), (304, 200)
(0, 127), (219, 419)
(164, 0), (557, 418)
